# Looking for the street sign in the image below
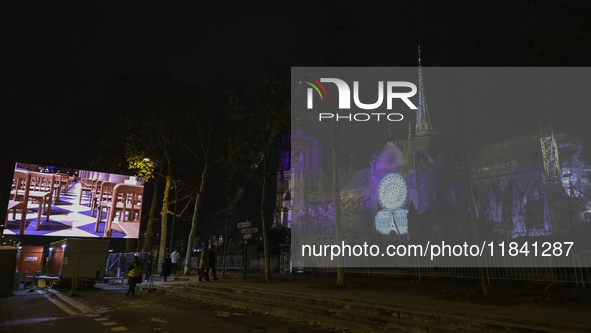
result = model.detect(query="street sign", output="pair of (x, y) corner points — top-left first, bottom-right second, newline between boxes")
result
(241, 228), (258, 234)
(237, 221), (251, 228)
(243, 233), (252, 240)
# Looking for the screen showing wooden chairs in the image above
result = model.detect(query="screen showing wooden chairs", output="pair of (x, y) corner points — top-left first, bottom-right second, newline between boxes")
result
(4, 163), (144, 238)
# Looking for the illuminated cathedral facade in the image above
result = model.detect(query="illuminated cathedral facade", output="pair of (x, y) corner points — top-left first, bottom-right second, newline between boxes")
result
(281, 54), (591, 246)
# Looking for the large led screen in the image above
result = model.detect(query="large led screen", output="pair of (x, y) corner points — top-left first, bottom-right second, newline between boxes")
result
(4, 162), (144, 239)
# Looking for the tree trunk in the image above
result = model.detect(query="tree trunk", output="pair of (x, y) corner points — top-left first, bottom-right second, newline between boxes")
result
(332, 132), (346, 286)
(184, 163), (208, 275)
(142, 177), (160, 253)
(222, 192), (230, 278)
(261, 158), (271, 282)
(158, 165), (173, 270)
(452, 84), (491, 296)
(125, 239), (134, 252)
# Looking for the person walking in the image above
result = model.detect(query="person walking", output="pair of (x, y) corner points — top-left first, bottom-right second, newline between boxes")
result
(127, 256), (143, 296)
(199, 247), (210, 282)
(208, 246), (218, 280)
(144, 252), (153, 283)
(170, 250), (179, 275)
(160, 255), (173, 282)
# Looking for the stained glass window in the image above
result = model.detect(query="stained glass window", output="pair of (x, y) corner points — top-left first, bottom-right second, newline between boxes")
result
(377, 173), (407, 210)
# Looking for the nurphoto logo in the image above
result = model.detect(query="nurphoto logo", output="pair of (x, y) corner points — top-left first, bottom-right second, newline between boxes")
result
(303, 77), (417, 122)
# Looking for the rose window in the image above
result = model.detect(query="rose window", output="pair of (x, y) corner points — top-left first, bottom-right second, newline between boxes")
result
(387, 155), (396, 166)
(377, 173), (407, 210)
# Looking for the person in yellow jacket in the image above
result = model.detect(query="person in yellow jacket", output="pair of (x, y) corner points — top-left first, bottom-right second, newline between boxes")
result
(127, 256), (143, 296)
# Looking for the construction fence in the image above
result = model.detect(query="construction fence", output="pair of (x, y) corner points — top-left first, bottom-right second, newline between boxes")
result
(103, 251), (591, 287)
(295, 250), (591, 286)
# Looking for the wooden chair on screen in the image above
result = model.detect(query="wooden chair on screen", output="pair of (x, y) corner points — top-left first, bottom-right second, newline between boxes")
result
(89, 180), (104, 211)
(56, 173), (70, 195)
(26, 172), (54, 230)
(91, 181), (117, 218)
(51, 175), (62, 204)
(7, 170), (31, 235)
(101, 184), (143, 238)
(78, 178), (95, 204)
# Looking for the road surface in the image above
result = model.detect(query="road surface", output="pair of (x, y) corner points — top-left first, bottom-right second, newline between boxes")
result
(1, 285), (343, 333)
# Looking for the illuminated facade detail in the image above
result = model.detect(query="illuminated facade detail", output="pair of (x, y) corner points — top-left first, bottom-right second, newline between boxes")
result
(387, 155), (396, 166)
(288, 50), (591, 244)
(377, 173), (407, 210)
(374, 209), (409, 236)
(393, 209), (409, 235)
(374, 211), (393, 235)
(369, 141), (414, 238)
(288, 123), (589, 242)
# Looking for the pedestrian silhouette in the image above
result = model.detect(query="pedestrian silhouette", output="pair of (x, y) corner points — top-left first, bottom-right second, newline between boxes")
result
(127, 256), (143, 296)
(161, 255), (173, 282)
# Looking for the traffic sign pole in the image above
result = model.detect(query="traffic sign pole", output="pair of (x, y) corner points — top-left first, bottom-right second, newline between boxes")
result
(243, 240), (247, 280)
(237, 221), (251, 229)
(239, 220), (250, 281)
(241, 228), (258, 234)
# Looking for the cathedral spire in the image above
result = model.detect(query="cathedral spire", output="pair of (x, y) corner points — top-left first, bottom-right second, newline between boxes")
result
(416, 45), (433, 135)
(407, 122), (415, 167)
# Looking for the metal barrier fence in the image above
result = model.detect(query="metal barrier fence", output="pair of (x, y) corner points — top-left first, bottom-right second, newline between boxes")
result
(214, 255), (291, 272)
(577, 251), (591, 285)
(293, 251), (591, 286)
(11, 248), (591, 295)
(105, 252), (152, 279)
(102, 251), (591, 287)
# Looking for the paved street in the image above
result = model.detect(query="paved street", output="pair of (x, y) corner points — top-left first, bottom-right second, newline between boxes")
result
(1, 286), (344, 333)
(1, 290), (107, 333)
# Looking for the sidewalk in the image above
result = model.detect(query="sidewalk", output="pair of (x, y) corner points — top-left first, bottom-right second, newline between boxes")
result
(150, 272), (591, 330)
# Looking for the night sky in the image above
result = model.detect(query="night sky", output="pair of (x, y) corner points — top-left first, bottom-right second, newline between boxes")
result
(3, 1), (591, 167)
